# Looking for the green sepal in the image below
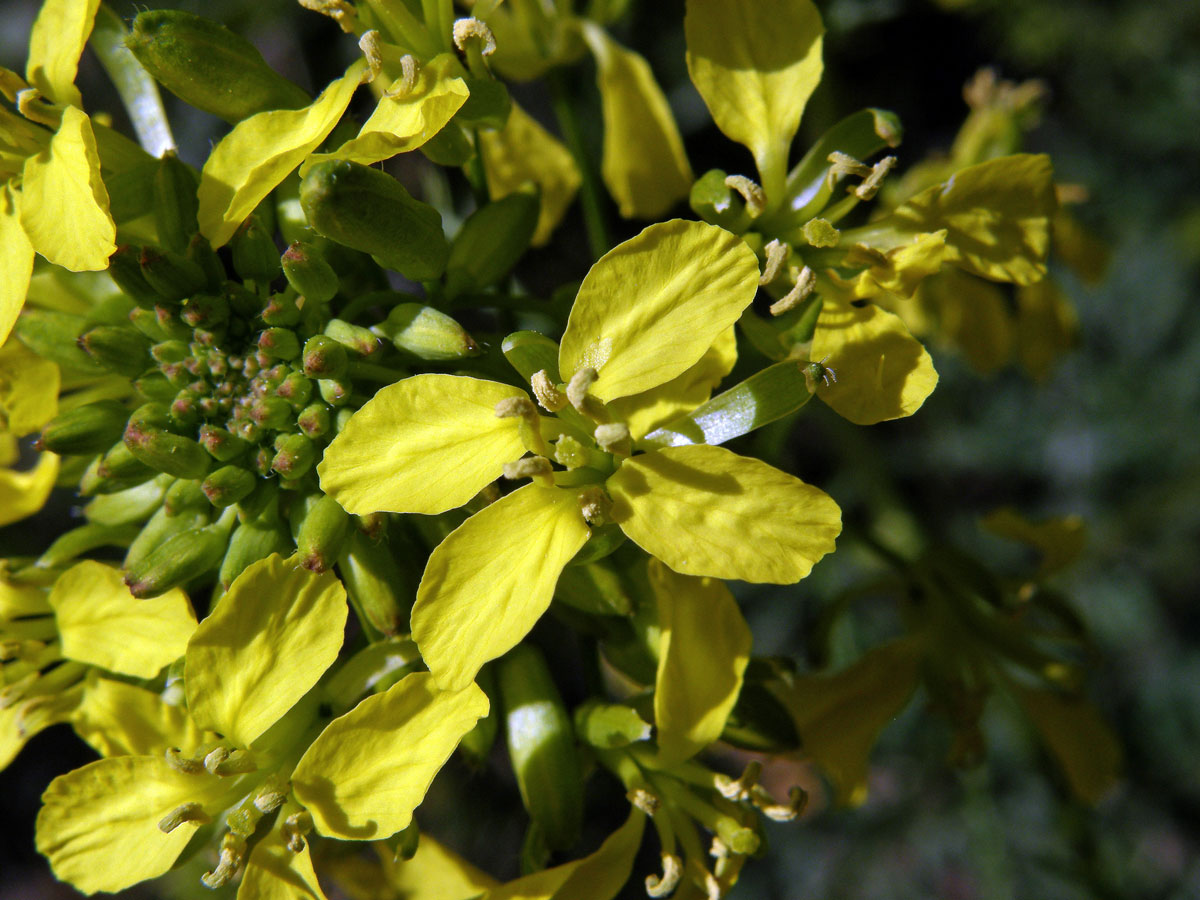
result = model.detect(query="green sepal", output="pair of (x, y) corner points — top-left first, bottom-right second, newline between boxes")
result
(77, 326), (151, 377)
(444, 191), (539, 300)
(153, 150), (200, 253)
(568, 523), (626, 566)
(38, 400), (129, 456)
(337, 527), (413, 638)
(281, 241), (339, 304)
(555, 561), (634, 618)
(457, 76), (512, 130)
(418, 121), (474, 167)
(689, 168), (751, 233)
(574, 700), (651, 749)
(458, 664), (499, 770)
(501, 330), (561, 383)
(374, 304), (479, 361)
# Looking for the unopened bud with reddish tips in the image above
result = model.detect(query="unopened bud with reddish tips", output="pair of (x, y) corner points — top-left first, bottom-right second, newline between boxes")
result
(318, 377), (352, 407)
(198, 425), (250, 462)
(124, 415), (212, 480)
(169, 390), (200, 428)
(125, 519), (229, 597)
(324, 318), (379, 357)
(77, 326), (151, 376)
(153, 150), (199, 254)
(37, 400), (128, 455)
(109, 245), (165, 309)
(97, 441), (155, 482)
(337, 528), (410, 636)
(302, 334), (348, 378)
(293, 493), (350, 573)
(250, 397), (294, 430)
(282, 241), (338, 304)
(180, 292), (229, 329)
(232, 215), (281, 282)
(271, 433), (316, 479)
(154, 304), (191, 341)
(275, 372), (314, 409)
(261, 292), (301, 327)
(139, 246), (207, 303)
(164, 478), (209, 517)
(151, 339), (188, 363)
(186, 232), (225, 290)
(258, 327), (301, 361)
(202, 465), (257, 508)
(251, 445), (275, 477)
(129, 306), (171, 342)
(296, 403), (331, 438)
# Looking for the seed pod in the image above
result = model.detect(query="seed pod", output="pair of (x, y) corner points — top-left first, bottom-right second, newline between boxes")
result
(291, 493), (351, 573)
(444, 191), (538, 299)
(126, 10), (310, 123)
(110, 245), (166, 310)
(497, 644), (584, 852)
(77, 326), (151, 376)
(125, 519), (230, 597)
(375, 304), (479, 361)
(336, 528), (411, 637)
(38, 400), (129, 455)
(281, 241), (338, 304)
(202, 465), (258, 508)
(232, 216), (280, 282)
(154, 150), (200, 253)
(300, 159), (449, 280)
(139, 246), (207, 303)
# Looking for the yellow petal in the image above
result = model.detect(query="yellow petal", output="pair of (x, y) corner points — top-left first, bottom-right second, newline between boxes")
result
(610, 325), (737, 442)
(888, 154), (1056, 286)
(0, 338), (60, 435)
(26, 0), (98, 108)
(559, 220), (758, 401)
(1, 179), (35, 347)
(479, 100), (580, 246)
(198, 59), (365, 248)
(20, 106), (116, 270)
(915, 268), (1013, 375)
(49, 560), (196, 678)
(36, 756), (223, 894)
(1011, 685), (1122, 806)
(186, 554), (346, 747)
(580, 24), (692, 220)
(848, 230), (948, 299)
(777, 638), (923, 806)
(306, 53), (468, 171)
(239, 808), (328, 900)
(0, 450), (59, 527)
(607, 444), (841, 584)
(1016, 278), (1077, 381)
(483, 805), (645, 900)
(810, 301), (938, 425)
(649, 559), (751, 764)
(685, 0), (824, 198)
(412, 484), (590, 691)
(72, 676), (208, 759)
(383, 834), (499, 899)
(318, 374), (528, 516)
(981, 507), (1086, 576)
(293, 672), (487, 839)
(0, 574), (50, 618)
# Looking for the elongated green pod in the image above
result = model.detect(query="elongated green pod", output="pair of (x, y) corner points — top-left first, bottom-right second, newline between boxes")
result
(291, 492), (351, 573)
(126, 10), (309, 123)
(336, 528), (412, 637)
(300, 159), (449, 281)
(36, 523), (142, 570)
(444, 192), (539, 299)
(497, 644), (584, 852)
(38, 401), (129, 456)
(123, 503), (209, 571)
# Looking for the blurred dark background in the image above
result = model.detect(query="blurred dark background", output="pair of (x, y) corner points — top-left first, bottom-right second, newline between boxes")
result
(2, 0), (1198, 897)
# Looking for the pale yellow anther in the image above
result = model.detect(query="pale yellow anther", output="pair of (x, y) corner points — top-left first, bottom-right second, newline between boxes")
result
(760, 239), (788, 286)
(714, 760), (761, 801)
(645, 853), (683, 898)
(359, 30), (384, 81)
(157, 802), (211, 834)
(283, 810), (314, 853)
(453, 17), (496, 55)
(704, 871), (724, 900)
(495, 396), (537, 419)
(578, 486), (613, 526)
(566, 368), (598, 409)
(627, 787), (660, 815)
(752, 784), (808, 822)
(164, 747), (206, 775)
(201, 834), (246, 889)
(802, 217), (841, 248)
(384, 55), (421, 99)
(253, 788), (287, 814)
(297, 0), (359, 34)
(531, 370), (568, 412)
(826, 151), (872, 182)
(203, 747), (229, 774)
(593, 422), (631, 455)
(503, 456), (553, 480)
(212, 748), (258, 776)
(769, 266), (816, 316)
(723, 175), (766, 218)
(854, 156), (897, 200)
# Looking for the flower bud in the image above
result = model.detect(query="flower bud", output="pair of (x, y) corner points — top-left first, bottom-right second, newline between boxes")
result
(444, 191), (538, 299)
(301, 334), (348, 378)
(336, 528), (412, 637)
(375, 304), (479, 361)
(281, 241), (338, 304)
(109, 245), (166, 309)
(231, 216), (280, 282)
(124, 408), (212, 479)
(125, 520), (229, 597)
(271, 434), (316, 479)
(153, 150), (200, 253)
(38, 400), (128, 455)
(202, 465), (258, 507)
(258, 327), (301, 361)
(139, 246), (207, 303)
(291, 493), (350, 573)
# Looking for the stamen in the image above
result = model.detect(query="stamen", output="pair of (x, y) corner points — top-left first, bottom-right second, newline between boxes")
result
(645, 853), (683, 898)
(203, 747), (229, 774)
(253, 787), (287, 814)
(802, 217), (841, 248)
(158, 802), (211, 833)
(826, 151), (872, 183)
(297, 0), (359, 33)
(495, 396), (537, 420)
(531, 370), (568, 412)
(768, 267), (816, 316)
(282, 810), (314, 852)
(723, 175), (766, 218)
(503, 456), (553, 481)
(201, 834), (246, 889)
(16, 89), (60, 128)
(854, 156), (897, 200)
(566, 368), (611, 423)
(704, 870), (724, 900)
(593, 422), (631, 456)
(453, 18), (497, 56)
(164, 747), (205, 775)
(751, 784), (808, 822)
(384, 55), (421, 99)
(579, 486), (613, 527)
(358, 30), (384, 82)
(714, 760), (761, 802)
(759, 239), (788, 286)
(213, 749), (258, 776)
(628, 788), (661, 816)
(0, 69), (30, 104)
(495, 395), (549, 456)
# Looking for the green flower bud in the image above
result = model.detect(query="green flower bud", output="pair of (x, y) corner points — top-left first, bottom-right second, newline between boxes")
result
(38, 400), (128, 455)
(318, 377), (351, 407)
(109, 245), (165, 310)
(296, 403), (331, 438)
(124, 503), (209, 571)
(301, 334), (348, 378)
(258, 327), (301, 361)
(291, 493), (350, 573)
(126, 9), (310, 124)
(376, 304), (479, 361)
(300, 159), (449, 280)
(164, 477), (210, 516)
(180, 293), (229, 330)
(231, 216), (280, 282)
(336, 528), (412, 637)
(444, 191), (538, 299)
(154, 150), (200, 253)
(125, 518), (231, 598)
(76, 327), (150, 377)
(261, 293), (301, 328)
(198, 424), (250, 462)
(202, 465), (258, 508)
(219, 514), (292, 590)
(37, 522), (142, 570)
(275, 372), (314, 410)
(186, 233), (226, 292)
(97, 441), (156, 482)
(271, 434), (316, 479)
(281, 241), (338, 304)
(250, 397), (294, 431)
(124, 409), (212, 479)
(154, 305), (193, 341)
(139, 247), (207, 303)
(128, 307), (172, 342)
(457, 76), (511, 130)
(323, 318), (379, 357)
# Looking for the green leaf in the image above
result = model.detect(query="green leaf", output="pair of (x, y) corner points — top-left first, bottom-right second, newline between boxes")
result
(318, 374), (528, 516)
(607, 444), (841, 583)
(185, 554), (346, 747)
(559, 220), (759, 402)
(293, 673), (488, 839)
(650, 559), (751, 764)
(685, 0), (824, 200)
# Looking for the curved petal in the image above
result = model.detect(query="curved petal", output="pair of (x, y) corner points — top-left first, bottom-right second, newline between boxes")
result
(293, 673), (487, 839)
(607, 444), (840, 584)
(318, 374), (528, 516)
(0, 186), (35, 345)
(412, 484), (590, 691)
(559, 220), (758, 401)
(72, 676), (208, 759)
(186, 555), (346, 747)
(0, 339), (60, 436)
(26, 0), (99, 108)
(50, 560), (196, 678)
(382, 834), (499, 898)
(0, 451), (59, 528)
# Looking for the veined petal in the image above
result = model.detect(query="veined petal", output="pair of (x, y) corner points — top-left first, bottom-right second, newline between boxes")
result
(305, 54), (468, 171)
(20, 106), (116, 271)
(293, 672), (487, 839)
(479, 101), (580, 246)
(685, 0), (824, 198)
(198, 59), (365, 248)
(0, 339), (60, 435)
(810, 301), (938, 425)
(239, 806), (328, 900)
(72, 676), (208, 759)
(559, 220), (758, 402)
(318, 374), (528, 516)
(383, 833), (499, 898)
(650, 559), (751, 764)
(186, 555), (346, 747)
(0, 575), (50, 618)
(848, 230), (948, 299)
(915, 268), (1013, 374)
(36, 756), (225, 894)
(483, 805), (646, 900)
(580, 23), (692, 220)
(1, 180), (35, 346)
(607, 444), (840, 584)
(26, 0), (99, 108)
(610, 326), (737, 441)
(0, 451), (59, 527)
(412, 484), (590, 691)
(49, 560), (196, 678)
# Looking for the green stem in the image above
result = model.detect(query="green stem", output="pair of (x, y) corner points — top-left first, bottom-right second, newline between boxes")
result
(90, 3), (174, 156)
(464, 130), (490, 207)
(548, 68), (609, 259)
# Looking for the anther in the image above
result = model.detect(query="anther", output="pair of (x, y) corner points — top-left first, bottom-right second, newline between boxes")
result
(645, 853), (683, 898)
(714, 760), (761, 802)
(594, 422), (631, 456)
(566, 368), (610, 422)
(826, 151), (872, 183)
(253, 787), (287, 814)
(453, 18), (496, 56)
(503, 456), (553, 481)
(212, 749), (258, 776)
(760, 239), (788, 286)
(579, 486), (613, 527)
(384, 55), (421, 99)
(282, 810), (314, 853)
(158, 802), (211, 833)
(628, 787), (661, 815)
(203, 747), (229, 774)
(854, 156), (897, 200)
(752, 784), (808, 822)
(704, 871), (724, 900)
(201, 834), (246, 889)
(769, 267), (816, 316)
(16, 88), (60, 128)
(358, 30), (384, 82)
(723, 175), (766, 218)
(164, 747), (205, 775)
(531, 370), (568, 412)
(297, 0), (359, 34)
(495, 396), (537, 420)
